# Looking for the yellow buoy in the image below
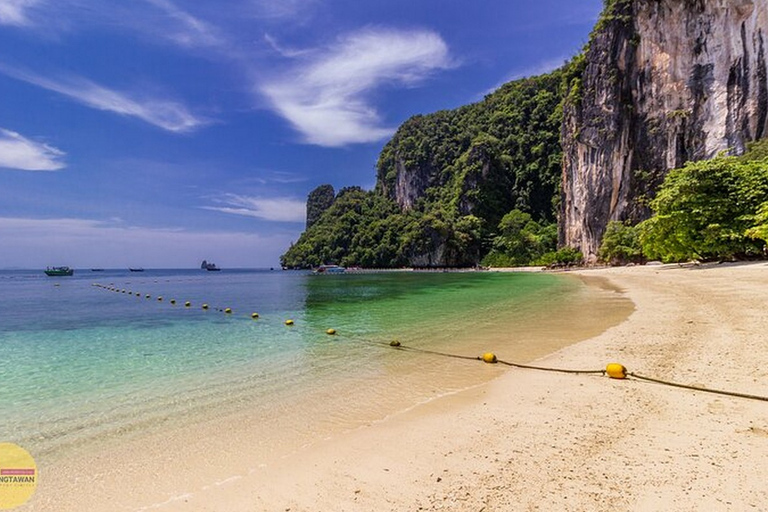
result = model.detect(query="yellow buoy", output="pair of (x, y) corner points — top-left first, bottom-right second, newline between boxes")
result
(390, 340), (401, 347)
(224, 308), (232, 314)
(326, 328), (336, 335)
(251, 312), (259, 319)
(202, 304), (209, 310)
(185, 301), (191, 307)
(285, 319), (294, 326)
(606, 363), (627, 379)
(482, 352), (498, 364)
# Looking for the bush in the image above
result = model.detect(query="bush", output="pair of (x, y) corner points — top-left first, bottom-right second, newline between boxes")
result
(598, 221), (643, 265)
(535, 247), (584, 267)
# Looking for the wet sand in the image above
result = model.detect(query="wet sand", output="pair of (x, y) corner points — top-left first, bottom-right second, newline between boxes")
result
(163, 262), (768, 511)
(25, 272), (632, 511)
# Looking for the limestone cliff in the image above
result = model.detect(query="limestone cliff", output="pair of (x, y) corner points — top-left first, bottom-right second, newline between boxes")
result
(562, 0), (768, 260)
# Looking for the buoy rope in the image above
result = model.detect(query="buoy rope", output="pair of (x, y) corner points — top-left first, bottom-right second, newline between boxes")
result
(377, 342), (768, 402)
(627, 372), (768, 403)
(373, 342), (483, 362)
(90, 284), (768, 402)
(378, 341), (604, 374)
(495, 358), (605, 375)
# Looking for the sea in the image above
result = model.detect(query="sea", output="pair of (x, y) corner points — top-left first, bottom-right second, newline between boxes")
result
(0, 268), (631, 473)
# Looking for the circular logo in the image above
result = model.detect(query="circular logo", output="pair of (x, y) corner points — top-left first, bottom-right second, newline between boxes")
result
(0, 443), (37, 510)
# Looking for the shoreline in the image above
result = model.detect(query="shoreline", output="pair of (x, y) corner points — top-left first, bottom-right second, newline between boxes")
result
(164, 261), (768, 511)
(23, 271), (631, 511)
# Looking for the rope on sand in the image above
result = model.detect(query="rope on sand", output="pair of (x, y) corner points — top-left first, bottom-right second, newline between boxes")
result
(380, 342), (768, 403)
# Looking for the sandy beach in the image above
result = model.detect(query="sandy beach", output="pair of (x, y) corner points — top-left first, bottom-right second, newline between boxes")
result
(153, 262), (768, 511)
(22, 262), (768, 511)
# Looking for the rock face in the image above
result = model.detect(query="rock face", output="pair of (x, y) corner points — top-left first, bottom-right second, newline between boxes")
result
(561, 0), (768, 260)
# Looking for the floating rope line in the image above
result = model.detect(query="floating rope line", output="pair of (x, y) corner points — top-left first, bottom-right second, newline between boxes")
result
(378, 342), (768, 403)
(91, 284), (768, 403)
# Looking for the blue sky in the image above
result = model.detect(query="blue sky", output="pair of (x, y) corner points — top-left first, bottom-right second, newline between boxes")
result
(0, 0), (603, 269)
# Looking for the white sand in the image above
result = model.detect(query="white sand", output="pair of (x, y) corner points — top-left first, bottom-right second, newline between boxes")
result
(164, 262), (768, 511)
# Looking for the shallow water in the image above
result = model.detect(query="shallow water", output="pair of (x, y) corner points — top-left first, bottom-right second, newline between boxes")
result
(0, 269), (631, 469)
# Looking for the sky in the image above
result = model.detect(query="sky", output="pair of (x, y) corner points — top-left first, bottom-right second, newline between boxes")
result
(0, 0), (604, 269)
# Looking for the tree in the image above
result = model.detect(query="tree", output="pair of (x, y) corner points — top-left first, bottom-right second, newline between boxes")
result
(639, 156), (768, 262)
(598, 221), (643, 265)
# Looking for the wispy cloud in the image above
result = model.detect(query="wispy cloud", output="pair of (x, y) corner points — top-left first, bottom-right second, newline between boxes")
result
(0, 128), (65, 171)
(142, 0), (223, 48)
(0, 0), (40, 26)
(260, 27), (453, 147)
(0, 63), (207, 132)
(203, 194), (306, 222)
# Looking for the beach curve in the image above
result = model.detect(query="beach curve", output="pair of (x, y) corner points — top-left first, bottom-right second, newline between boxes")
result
(166, 262), (768, 511)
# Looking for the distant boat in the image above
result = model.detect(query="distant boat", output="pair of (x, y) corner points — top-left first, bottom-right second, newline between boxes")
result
(91, 268), (105, 272)
(45, 266), (74, 276)
(313, 264), (346, 274)
(129, 268), (144, 272)
(200, 260), (221, 271)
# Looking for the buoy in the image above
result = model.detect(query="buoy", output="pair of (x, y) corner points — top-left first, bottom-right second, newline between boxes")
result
(224, 308), (232, 314)
(390, 340), (401, 347)
(326, 328), (336, 335)
(145, 294), (151, 299)
(482, 352), (498, 364)
(185, 301), (191, 307)
(606, 363), (627, 379)
(170, 299), (176, 305)
(285, 319), (294, 326)
(157, 296), (163, 301)
(202, 304), (209, 310)
(251, 312), (259, 319)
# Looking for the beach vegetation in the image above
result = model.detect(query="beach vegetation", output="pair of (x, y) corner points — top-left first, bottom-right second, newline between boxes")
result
(639, 153), (768, 262)
(598, 221), (644, 265)
(481, 210), (558, 267)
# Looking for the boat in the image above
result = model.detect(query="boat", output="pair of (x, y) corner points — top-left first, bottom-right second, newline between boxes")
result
(90, 268), (105, 272)
(129, 268), (144, 272)
(200, 260), (221, 271)
(313, 264), (346, 274)
(45, 266), (74, 276)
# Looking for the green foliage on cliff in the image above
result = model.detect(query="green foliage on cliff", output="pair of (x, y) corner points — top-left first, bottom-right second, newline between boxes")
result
(281, 62), (586, 269)
(638, 152), (768, 262)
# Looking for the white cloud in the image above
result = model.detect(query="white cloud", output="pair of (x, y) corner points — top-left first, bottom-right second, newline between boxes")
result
(204, 194), (306, 222)
(0, 217), (293, 268)
(0, 128), (65, 170)
(0, 63), (207, 133)
(0, 0), (39, 26)
(142, 0), (223, 48)
(260, 27), (453, 147)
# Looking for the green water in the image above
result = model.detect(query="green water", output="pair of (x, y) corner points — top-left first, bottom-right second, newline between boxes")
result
(0, 269), (630, 468)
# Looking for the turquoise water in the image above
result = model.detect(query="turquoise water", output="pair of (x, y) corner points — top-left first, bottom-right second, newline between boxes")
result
(0, 269), (628, 465)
